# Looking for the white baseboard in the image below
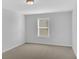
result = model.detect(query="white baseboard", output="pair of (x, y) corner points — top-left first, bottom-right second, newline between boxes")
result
(2, 42), (25, 53)
(25, 42), (72, 47)
(3, 41), (72, 53)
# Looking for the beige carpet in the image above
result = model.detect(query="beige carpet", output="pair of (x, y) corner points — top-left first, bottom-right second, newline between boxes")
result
(3, 43), (76, 59)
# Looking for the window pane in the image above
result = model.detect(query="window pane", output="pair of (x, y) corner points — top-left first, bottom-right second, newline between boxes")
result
(39, 20), (48, 27)
(39, 29), (48, 37)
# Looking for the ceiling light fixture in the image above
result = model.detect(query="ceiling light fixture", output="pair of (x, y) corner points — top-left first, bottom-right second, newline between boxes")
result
(26, 0), (34, 5)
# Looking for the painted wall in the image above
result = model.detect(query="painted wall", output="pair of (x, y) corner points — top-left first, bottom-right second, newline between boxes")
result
(2, 9), (25, 52)
(71, 0), (77, 56)
(25, 11), (72, 46)
(72, 8), (77, 56)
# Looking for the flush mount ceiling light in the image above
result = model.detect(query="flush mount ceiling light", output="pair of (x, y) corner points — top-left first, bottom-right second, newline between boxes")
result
(26, 0), (34, 5)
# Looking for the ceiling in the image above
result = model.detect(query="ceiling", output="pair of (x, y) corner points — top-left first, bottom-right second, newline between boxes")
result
(3, 0), (76, 15)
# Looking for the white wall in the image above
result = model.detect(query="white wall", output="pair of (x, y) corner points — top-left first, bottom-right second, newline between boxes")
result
(2, 9), (25, 52)
(72, 0), (77, 56)
(72, 8), (77, 56)
(25, 11), (72, 46)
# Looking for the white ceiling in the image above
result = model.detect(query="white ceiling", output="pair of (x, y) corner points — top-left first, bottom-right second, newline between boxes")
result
(3, 0), (76, 14)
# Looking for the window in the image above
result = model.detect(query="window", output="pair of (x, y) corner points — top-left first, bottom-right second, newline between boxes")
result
(37, 18), (49, 37)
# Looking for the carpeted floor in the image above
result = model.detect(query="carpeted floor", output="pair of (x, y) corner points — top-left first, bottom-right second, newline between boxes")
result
(3, 43), (76, 59)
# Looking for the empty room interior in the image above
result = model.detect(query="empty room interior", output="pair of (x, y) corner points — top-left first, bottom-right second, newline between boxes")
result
(2, 0), (77, 59)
